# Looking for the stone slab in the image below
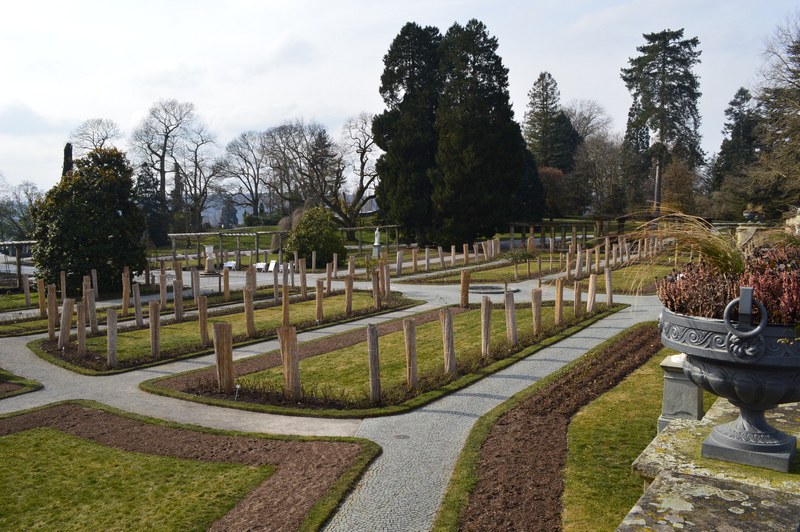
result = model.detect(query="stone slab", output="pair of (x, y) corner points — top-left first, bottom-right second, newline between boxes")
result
(618, 470), (800, 531)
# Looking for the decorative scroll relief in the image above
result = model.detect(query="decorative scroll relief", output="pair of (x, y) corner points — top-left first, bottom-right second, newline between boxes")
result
(662, 321), (726, 351)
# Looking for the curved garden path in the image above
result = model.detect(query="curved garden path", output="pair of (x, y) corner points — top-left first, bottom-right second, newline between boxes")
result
(0, 265), (661, 531)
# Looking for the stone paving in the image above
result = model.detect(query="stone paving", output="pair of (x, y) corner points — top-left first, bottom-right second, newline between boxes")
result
(0, 257), (660, 531)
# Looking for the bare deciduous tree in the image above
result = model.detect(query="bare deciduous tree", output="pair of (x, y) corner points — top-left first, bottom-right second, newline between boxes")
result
(0, 178), (42, 240)
(131, 99), (196, 210)
(69, 118), (122, 155)
(335, 113), (380, 230)
(220, 130), (271, 217)
(173, 124), (223, 231)
(562, 99), (612, 141)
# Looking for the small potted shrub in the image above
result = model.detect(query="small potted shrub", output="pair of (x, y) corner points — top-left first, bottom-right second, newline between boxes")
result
(657, 233), (800, 472)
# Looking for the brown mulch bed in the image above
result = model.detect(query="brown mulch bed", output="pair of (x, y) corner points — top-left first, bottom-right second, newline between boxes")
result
(0, 381), (23, 395)
(459, 323), (661, 531)
(158, 306), (469, 394)
(0, 403), (365, 531)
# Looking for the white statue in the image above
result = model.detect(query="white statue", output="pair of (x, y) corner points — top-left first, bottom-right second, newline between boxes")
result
(374, 227), (381, 246)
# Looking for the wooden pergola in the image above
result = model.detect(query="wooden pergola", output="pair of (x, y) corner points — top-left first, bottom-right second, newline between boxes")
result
(166, 231), (289, 269)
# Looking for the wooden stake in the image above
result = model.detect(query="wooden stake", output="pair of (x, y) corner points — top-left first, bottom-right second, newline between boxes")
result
(531, 288), (542, 336)
(37, 278), (46, 318)
(505, 291), (518, 345)
(587, 273), (597, 313)
(311, 250), (317, 273)
(282, 284), (290, 327)
(332, 253), (339, 278)
(403, 318), (417, 391)
(106, 309), (117, 368)
(133, 283), (143, 328)
(345, 275), (353, 317)
(149, 301), (160, 357)
(325, 262), (332, 296)
(315, 278), (324, 322)
(244, 288), (256, 337)
(574, 281), (583, 317)
(481, 296), (491, 357)
(450, 244), (456, 267)
(87, 288), (98, 335)
(121, 266), (130, 317)
(463, 243), (469, 265)
(76, 301), (87, 356)
(300, 259), (308, 300)
(460, 271), (470, 308)
(198, 295), (209, 347)
(279, 326), (301, 400)
(440, 307), (456, 373)
(47, 284), (57, 341)
(438, 246), (445, 269)
(554, 278), (564, 326)
(60, 270), (67, 303)
(412, 248), (418, 273)
(273, 264), (280, 305)
(384, 261), (391, 298)
(173, 280), (183, 322)
(22, 273), (30, 306)
(372, 270), (381, 309)
(605, 267), (613, 306)
(367, 323), (381, 404)
(57, 298), (74, 350)
(425, 247), (430, 272)
(212, 322), (234, 394)
(91, 268), (98, 299)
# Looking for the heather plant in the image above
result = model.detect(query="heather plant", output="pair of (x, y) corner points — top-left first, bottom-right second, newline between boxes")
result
(656, 263), (739, 318)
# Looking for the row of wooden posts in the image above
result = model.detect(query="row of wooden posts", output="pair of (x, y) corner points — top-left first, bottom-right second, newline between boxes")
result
(212, 265), (616, 405)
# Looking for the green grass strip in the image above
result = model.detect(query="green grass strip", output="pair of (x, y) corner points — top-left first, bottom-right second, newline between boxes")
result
(0, 367), (42, 399)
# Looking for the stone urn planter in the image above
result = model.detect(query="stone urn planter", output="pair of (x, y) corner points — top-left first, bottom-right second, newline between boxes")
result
(659, 287), (800, 472)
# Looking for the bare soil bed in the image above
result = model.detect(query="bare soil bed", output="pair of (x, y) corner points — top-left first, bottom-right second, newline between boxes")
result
(458, 323), (661, 531)
(0, 403), (368, 531)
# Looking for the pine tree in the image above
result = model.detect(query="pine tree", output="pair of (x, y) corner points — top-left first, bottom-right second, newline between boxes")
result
(621, 98), (652, 210)
(711, 87), (760, 191)
(432, 19), (533, 243)
(621, 28), (703, 214)
(523, 72), (561, 164)
(134, 163), (167, 245)
(373, 22), (442, 244)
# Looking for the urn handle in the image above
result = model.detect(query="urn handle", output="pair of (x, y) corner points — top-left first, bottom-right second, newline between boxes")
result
(723, 287), (767, 340)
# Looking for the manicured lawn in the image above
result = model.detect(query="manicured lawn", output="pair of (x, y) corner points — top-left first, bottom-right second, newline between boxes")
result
(0, 291), (37, 312)
(561, 347), (715, 531)
(0, 427), (271, 531)
(0, 368), (41, 399)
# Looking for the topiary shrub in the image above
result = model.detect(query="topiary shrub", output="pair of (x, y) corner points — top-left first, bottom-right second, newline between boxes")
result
(284, 207), (346, 267)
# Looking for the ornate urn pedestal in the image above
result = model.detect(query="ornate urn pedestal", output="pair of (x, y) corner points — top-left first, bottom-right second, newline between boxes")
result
(659, 288), (800, 472)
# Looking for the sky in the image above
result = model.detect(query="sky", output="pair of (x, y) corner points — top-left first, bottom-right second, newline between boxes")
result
(0, 0), (796, 191)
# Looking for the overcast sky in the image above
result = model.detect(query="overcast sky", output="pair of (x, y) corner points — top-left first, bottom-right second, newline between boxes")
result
(0, 0), (796, 191)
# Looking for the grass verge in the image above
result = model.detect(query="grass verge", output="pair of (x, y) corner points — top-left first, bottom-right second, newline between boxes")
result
(0, 368), (42, 399)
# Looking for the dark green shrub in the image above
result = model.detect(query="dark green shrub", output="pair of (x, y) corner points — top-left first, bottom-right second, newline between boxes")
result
(284, 207), (346, 266)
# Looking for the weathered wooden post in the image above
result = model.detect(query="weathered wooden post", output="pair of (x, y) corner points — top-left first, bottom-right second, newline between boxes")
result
(106, 309), (117, 368)
(244, 288), (256, 337)
(36, 278), (46, 318)
(213, 322), (234, 394)
(281, 285), (290, 327)
(273, 264), (280, 305)
(605, 267), (613, 306)
(460, 271), (470, 308)
(325, 262), (332, 296)
(586, 273), (597, 313)
(440, 307), (456, 373)
(192, 268), (201, 304)
(368, 323), (381, 405)
(585, 248), (592, 275)
(279, 326), (301, 400)
(133, 283), (143, 328)
(91, 268), (99, 299)
(403, 318), (417, 391)
(450, 244), (456, 267)
(574, 281), (583, 317)
(86, 286), (98, 335)
(198, 295), (209, 347)
(332, 253), (339, 279)
(425, 247), (431, 272)
(121, 266), (131, 317)
(300, 260), (308, 300)
(315, 278), (324, 322)
(554, 278), (564, 326)
(311, 250), (317, 273)
(481, 296), (491, 358)
(57, 298), (75, 350)
(438, 246), (445, 270)
(47, 284), (57, 341)
(395, 250), (403, 276)
(173, 280), (183, 322)
(60, 270), (67, 303)
(505, 290), (518, 345)
(383, 261), (391, 298)
(531, 288), (542, 336)
(21, 273), (30, 306)
(345, 275), (353, 317)
(372, 270), (381, 309)
(348, 254), (355, 278)
(412, 248), (418, 273)
(221, 267), (229, 302)
(149, 301), (160, 357)
(76, 301), (87, 356)
(158, 273), (166, 307)
(463, 243), (469, 265)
